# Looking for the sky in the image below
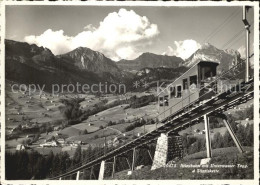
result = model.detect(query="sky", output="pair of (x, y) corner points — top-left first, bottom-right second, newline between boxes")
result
(6, 5), (254, 61)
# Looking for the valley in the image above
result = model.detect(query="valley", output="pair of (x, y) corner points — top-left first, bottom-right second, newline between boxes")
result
(4, 39), (254, 180)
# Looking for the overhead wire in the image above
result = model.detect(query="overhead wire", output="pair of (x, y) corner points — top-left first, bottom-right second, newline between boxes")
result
(202, 8), (240, 44)
(224, 22), (254, 50)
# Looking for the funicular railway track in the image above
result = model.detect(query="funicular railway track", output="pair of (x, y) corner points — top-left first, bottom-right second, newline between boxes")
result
(49, 76), (254, 180)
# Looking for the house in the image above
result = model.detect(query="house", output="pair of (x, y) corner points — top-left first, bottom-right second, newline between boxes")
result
(57, 138), (65, 144)
(71, 143), (80, 148)
(74, 140), (83, 145)
(54, 126), (60, 131)
(16, 144), (26, 151)
(40, 141), (59, 147)
(26, 134), (35, 138)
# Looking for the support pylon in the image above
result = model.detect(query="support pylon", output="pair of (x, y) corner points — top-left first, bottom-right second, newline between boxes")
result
(125, 157), (131, 170)
(111, 156), (116, 178)
(204, 114), (212, 158)
(76, 171), (80, 180)
(131, 148), (136, 171)
(98, 160), (105, 180)
(147, 149), (153, 161)
(242, 6), (251, 82)
(214, 113), (244, 153)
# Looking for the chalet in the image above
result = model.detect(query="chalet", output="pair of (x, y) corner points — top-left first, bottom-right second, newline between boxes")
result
(16, 144), (26, 151)
(74, 140), (83, 145)
(57, 138), (65, 144)
(71, 143), (80, 148)
(26, 134), (35, 138)
(40, 141), (59, 147)
(53, 126), (60, 131)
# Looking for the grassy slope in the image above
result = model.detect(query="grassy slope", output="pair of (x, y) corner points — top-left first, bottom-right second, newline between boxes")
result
(106, 147), (254, 180)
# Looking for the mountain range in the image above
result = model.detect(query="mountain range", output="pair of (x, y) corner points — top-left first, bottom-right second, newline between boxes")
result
(117, 52), (184, 72)
(183, 43), (243, 73)
(5, 39), (247, 92)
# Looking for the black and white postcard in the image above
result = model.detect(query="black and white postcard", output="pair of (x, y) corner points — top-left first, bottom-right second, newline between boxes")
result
(0, 1), (259, 185)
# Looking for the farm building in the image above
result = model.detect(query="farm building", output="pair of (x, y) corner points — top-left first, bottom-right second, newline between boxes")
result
(57, 138), (65, 144)
(16, 144), (26, 151)
(40, 141), (59, 147)
(54, 126), (60, 131)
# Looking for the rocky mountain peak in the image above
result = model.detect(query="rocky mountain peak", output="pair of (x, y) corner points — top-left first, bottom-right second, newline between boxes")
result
(58, 46), (121, 78)
(181, 43), (245, 76)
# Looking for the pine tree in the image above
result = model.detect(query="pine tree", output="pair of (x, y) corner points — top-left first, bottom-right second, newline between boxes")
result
(73, 145), (82, 165)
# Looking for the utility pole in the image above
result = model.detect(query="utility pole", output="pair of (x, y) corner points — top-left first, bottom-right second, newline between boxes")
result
(242, 6), (251, 82)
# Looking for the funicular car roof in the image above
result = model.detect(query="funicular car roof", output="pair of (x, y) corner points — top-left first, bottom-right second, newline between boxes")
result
(157, 60), (219, 97)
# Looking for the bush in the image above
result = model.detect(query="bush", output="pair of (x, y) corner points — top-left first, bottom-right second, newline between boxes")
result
(82, 129), (88, 135)
(125, 119), (146, 132)
(107, 121), (116, 126)
(128, 95), (156, 109)
(93, 135), (99, 139)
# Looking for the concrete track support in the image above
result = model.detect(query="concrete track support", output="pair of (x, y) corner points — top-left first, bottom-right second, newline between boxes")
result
(204, 114), (212, 158)
(131, 148), (136, 171)
(112, 156), (116, 178)
(98, 161), (105, 180)
(76, 171), (80, 180)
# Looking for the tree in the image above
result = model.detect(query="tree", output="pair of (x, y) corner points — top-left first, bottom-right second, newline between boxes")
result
(52, 154), (61, 176)
(83, 129), (88, 135)
(223, 131), (234, 147)
(59, 98), (84, 122)
(245, 105), (253, 120)
(212, 132), (224, 149)
(46, 151), (54, 176)
(93, 134), (99, 139)
(22, 138), (32, 145)
(17, 124), (22, 131)
(73, 145), (82, 165)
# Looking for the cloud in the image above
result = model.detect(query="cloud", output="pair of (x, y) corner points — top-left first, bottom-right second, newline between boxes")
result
(163, 39), (201, 60)
(25, 29), (72, 55)
(24, 8), (159, 61)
